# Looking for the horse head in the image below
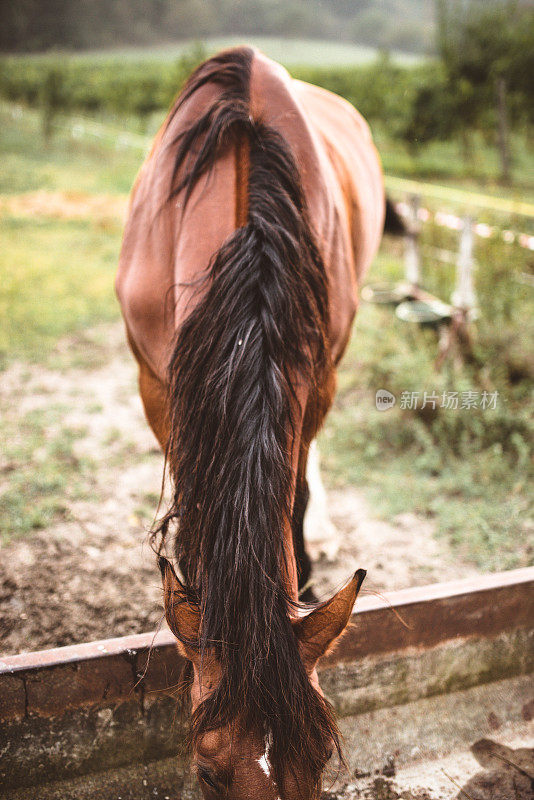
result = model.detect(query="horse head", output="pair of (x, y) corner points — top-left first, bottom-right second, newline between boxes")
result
(160, 557), (365, 799)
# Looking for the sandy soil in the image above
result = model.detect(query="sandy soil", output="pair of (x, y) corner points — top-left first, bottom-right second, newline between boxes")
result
(0, 190), (128, 224)
(325, 685), (534, 799)
(324, 726), (534, 799)
(0, 322), (479, 657)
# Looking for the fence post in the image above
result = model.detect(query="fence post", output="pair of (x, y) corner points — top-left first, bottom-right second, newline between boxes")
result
(452, 216), (477, 313)
(404, 194), (421, 287)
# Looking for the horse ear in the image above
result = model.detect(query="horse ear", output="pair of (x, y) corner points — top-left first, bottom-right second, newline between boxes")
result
(294, 569), (366, 668)
(158, 557), (200, 655)
(470, 739), (514, 770)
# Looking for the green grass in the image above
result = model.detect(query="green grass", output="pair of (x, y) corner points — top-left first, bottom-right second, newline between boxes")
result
(376, 126), (534, 200)
(0, 215), (121, 366)
(320, 238), (534, 572)
(4, 95), (533, 207)
(0, 404), (95, 540)
(0, 103), (142, 195)
(321, 381), (532, 571)
(3, 37), (425, 68)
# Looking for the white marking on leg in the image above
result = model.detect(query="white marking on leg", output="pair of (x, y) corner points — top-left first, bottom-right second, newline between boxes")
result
(304, 440), (339, 560)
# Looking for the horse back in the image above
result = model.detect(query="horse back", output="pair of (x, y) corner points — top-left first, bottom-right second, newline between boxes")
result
(249, 52), (384, 361)
(116, 49), (384, 379)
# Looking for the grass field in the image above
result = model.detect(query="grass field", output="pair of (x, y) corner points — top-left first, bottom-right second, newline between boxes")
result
(0, 104), (141, 196)
(2, 36), (424, 68)
(0, 216), (121, 365)
(4, 98), (534, 208)
(320, 240), (533, 571)
(378, 130), (534, 202)
(0, 100), (532, 571)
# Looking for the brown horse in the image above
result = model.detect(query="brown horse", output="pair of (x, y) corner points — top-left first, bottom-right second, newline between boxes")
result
(116, 47), (384, 800)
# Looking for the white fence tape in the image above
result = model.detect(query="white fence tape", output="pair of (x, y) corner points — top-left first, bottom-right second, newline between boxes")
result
(396, 201), (534, 252)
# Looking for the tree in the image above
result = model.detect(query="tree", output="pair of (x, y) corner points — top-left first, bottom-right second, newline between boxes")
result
(436, 0), (534, 181)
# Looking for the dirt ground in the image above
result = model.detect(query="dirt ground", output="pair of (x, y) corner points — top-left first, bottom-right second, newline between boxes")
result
(0, 190), (128, 224)
(322, 728), (534, 800)
(324, 689), (534, 800)
(0, 321), (481, 657)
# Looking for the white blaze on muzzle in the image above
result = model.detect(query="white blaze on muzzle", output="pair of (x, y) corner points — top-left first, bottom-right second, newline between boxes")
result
(256, 731), (281, 798)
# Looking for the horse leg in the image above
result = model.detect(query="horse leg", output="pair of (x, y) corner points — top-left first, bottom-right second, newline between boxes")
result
(292, 476), (316, 602)
(125, 327), (168, 449)
(304, 440), (339, 562)
(137, 363), (168, 449)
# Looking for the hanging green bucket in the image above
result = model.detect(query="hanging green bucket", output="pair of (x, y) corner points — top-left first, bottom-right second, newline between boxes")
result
(361, 282), (411, 305)
(395, 299), (452, 327)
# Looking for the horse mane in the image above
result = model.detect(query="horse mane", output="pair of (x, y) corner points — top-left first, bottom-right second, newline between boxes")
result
(153, 47), (339, 794)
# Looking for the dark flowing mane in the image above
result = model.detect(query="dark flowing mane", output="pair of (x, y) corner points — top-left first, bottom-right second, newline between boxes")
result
(153, 47), (339, 794)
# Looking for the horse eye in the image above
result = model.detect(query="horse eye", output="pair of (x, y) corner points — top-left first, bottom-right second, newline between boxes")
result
(198, 767), (220, 792)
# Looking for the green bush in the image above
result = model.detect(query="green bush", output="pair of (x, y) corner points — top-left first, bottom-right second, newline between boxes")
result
(0, 48), (530, 156)
(293, 55), (430, 137)
(0, 44), (207, 125)
(0, 51), (431, 136)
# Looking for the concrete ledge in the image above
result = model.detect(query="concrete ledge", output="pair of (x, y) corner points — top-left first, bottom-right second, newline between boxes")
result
(0, 568), (532, 793)
(322, 628), (533, 717)
(0, 631), (182, 723)
(336, 673), (534, 783)
(1, 755), (192, 800)
(322, 566), (534, 666)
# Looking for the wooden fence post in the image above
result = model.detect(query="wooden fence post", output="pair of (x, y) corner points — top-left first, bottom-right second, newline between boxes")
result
(452, 216), (477, 314)
(404, 194), (421, 287)
(496, 77), (511, 184)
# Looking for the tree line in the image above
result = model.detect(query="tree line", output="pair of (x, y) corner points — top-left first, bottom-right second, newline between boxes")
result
(1, 0), (434, 55)
(0, 2), (532, 182)
(409, 1), (533, 180)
